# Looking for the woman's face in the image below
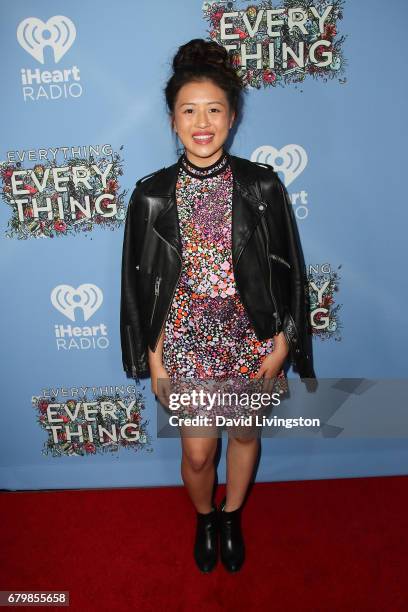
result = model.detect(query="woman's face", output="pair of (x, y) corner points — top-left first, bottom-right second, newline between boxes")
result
(172, 79), (235, 167)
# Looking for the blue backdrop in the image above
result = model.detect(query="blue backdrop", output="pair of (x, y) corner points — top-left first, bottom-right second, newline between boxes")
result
(1, 0), (407, 490)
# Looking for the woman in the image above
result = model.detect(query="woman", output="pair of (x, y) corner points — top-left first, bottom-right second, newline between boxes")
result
(120, 38), (315, 573)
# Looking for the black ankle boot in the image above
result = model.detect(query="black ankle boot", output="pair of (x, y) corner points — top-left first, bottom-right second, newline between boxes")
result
(194, 505), (218, 573)
(219, 496), (245, 572)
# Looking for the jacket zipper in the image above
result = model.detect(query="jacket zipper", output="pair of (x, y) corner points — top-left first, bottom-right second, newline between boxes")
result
(255, 181), (300, 355)
(152, 226), (182, 352)
(125, 325), (137, 372)
(150, 276), (161, 326)
(249, 179), (283, 335)
(261, 216), (282, 335)
(269, 253), (291, 269)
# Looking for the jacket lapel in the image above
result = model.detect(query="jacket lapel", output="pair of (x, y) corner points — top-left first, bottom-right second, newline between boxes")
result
(146, 153), (267, 265)
(229, 155), (268, 265)
(148, 156), (183, 259)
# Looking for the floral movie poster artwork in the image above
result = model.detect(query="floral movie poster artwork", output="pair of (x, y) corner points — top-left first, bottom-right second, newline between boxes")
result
(33, 386), (152, 457)
(203, 0), (347, 88)
(1, 143), (128, 239)
(309, 263), (343, 341)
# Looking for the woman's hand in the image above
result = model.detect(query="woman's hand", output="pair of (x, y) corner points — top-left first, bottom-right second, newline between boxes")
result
(150, 362), (171, 408)
(148, 331), (171, 408)
(254, 332), (289, 392)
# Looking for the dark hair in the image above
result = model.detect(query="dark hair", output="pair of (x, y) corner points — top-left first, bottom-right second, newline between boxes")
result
(164, 38), (246, 123)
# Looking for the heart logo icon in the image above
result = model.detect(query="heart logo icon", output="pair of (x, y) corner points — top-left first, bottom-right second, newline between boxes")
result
(51, 284), (103, 322)
(17, 16), (76, 64)
(251, 144), (308, 187)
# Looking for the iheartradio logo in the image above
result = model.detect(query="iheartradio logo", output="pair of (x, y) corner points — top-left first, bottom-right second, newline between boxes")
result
(251, 144), (311, 220)
(50, 284), (109, 351)
(51, 284), (103, 322)
(251, 144), (308, 187)
(17, 16), (76, 64)
(16, 16), (82, 102)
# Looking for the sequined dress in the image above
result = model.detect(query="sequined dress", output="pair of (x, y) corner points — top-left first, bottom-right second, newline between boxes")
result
(161, 150), (288, 395)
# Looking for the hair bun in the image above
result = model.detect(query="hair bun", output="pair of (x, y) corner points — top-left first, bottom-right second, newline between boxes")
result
(164, 37), (246, 119)
(173, 38), (230, 73)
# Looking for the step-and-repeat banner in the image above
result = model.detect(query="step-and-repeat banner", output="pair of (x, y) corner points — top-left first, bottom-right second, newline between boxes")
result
(1, 1), (407, 490)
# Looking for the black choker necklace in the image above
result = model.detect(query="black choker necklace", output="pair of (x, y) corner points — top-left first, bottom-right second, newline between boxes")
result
(180, 150), (230, 179)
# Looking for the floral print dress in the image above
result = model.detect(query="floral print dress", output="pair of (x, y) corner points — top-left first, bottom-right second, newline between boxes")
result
(161, 150), (288, 398)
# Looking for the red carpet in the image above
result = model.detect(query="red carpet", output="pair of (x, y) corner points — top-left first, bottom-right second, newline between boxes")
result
(1, 476), (407, 611)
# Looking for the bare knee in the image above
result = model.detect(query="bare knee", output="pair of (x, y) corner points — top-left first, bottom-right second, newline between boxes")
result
(228, 433), (259, 444)
(182, 448), (215, 472)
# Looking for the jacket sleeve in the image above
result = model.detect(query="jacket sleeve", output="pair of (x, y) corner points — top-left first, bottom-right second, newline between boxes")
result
(120, 186), (150, 380)
(277, 176), (316, 379)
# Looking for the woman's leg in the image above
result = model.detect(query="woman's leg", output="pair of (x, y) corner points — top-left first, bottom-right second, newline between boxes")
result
(218, 429), (258, 572)
(180, 429), (219, 513)
(223, 378), (265, 510)
(224, 433), (260, 511)
(180, 427), (220, 572)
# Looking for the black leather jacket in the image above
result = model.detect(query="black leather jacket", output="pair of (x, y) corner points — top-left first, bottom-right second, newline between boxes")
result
(120, 151), (316, 380)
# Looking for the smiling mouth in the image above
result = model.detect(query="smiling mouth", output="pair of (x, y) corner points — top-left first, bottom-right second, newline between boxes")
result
(192, 134), (214, 144)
